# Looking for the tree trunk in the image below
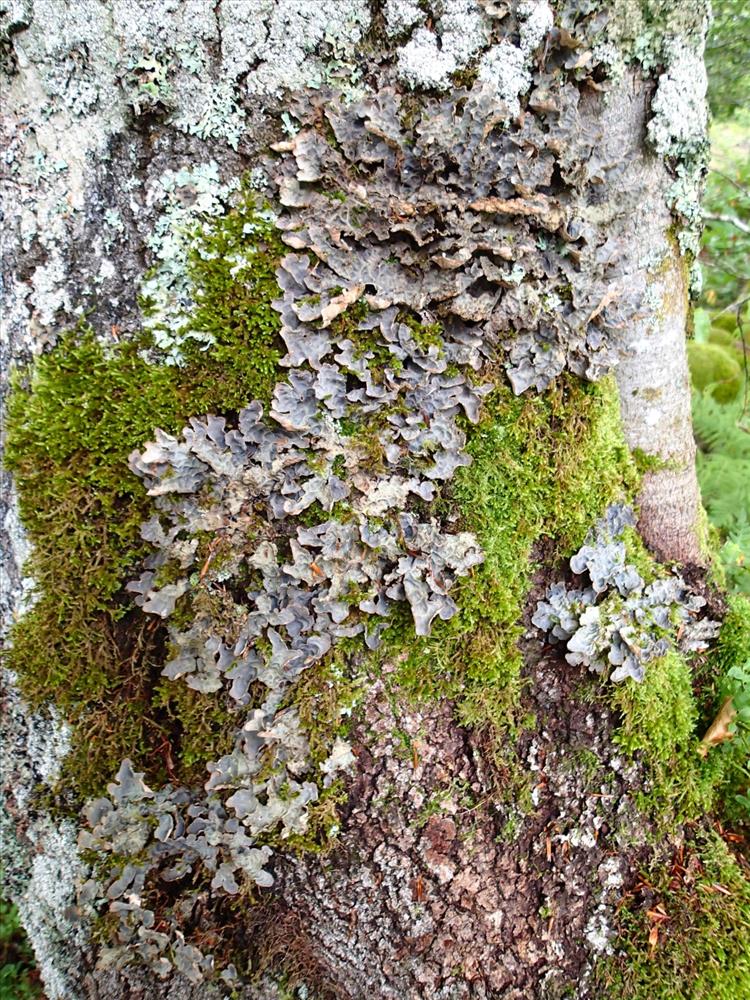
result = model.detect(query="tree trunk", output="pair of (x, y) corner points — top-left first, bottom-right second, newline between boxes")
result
(3, 4), (741, 1000)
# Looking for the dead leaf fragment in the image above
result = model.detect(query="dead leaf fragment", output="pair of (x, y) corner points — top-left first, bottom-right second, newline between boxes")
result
(698, 697), (737, 756)
(320, 284), (365, 328)
(434, 249), (474, 270)
(586, 286), (621, 324)
(700, 882), (732, 896)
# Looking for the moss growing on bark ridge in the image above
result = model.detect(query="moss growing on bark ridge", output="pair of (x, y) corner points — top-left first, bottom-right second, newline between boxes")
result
(3, 191), (287, 803)
(611, 649), (716, 823)
(166, 189), (286, 412)
(4, 332), (192, 801)
(392, 374), (639, 733)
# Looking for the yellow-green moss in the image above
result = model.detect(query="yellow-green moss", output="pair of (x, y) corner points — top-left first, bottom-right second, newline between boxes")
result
(4, 332), (185, 797)
(275, 645), (369, 853)
(712, 312), (742, 334)
(399, 311), (445, 353)
(595, 829), (750, 1000)
(631, 447), (679, 476)
(708, 327), (746, 369)
(698, 594), (750, 823)
(600, 586), (750, 849)
(611, 650), (715, 821)
(332, 299), (400, 381)
(391, 374), (639, 732)
(159, 190), (286, 413)
(3, 194), (287, 802)
(687, 341), (743, 404)
(620, 525), (659, 583)
(714, 594), (750, 675)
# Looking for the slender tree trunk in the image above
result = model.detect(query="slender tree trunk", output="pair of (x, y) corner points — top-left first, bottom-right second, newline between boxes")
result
(2, 4), (731, 1000)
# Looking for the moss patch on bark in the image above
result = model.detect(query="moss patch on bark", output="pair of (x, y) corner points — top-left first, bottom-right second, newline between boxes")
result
(611, 650), (716, 824)
(595, 828), (750, 1000)
(3, 194), (287, 803)
(389, 374), (639, 733)
(163, 188), (286, 412)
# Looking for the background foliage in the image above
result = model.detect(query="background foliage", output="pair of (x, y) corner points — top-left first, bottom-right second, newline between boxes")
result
(0, 896), (39, 1000)
(689, 1), (750, 831)
(704, 0), (750, 119)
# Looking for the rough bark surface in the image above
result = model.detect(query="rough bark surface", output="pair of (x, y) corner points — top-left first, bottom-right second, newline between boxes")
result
(1, 3), (718, 999)
(268, 657), (647, 999)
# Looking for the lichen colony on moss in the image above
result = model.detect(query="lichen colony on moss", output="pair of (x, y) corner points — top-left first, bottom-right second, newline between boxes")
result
(73, 42), (723, 981)
(534, 503), (719, 683)
(390, 374), (639, 729)
(3, 185), (291, 805)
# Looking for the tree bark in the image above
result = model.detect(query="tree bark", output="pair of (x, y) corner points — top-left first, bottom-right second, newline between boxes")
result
(1, 3), (726, 1000)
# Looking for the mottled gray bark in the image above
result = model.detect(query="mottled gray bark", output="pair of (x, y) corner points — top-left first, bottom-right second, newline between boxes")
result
(617, 248), (704, 565)
(1, 2), (712, 999)
(603, 74), (706, 568)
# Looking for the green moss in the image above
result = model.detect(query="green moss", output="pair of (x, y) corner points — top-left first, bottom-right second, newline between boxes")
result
(565, 746), (603, 784)
(711, 313), (741, 334)
(602, 562), (750, 829)
(150, 682), (242, 777)
(275, 648), (368, 853)
(3, 194), (289, 801)
(697, 594), (750, 822)
(688, 594), (750, 734)
(393, 374), (638, 732)
(346, 424), (387, 474)
(687, 341), (743, 404)
(610, 650), (714, 820)
(331, 299), (399, 381)
(605, 599), (750, 833)
(595, 830), (750, 1000)
(292, 650), (365, 769)
(713, 594), (750, 675)
(4, 332), (181, 601)
(631, 447), (679, 475)
(4, 332), (184, 797)
(708, 326), (743, 360)
(173, 191), (286, 412)
(619, 526), (658, 583)
(399, 311), (445, 353)
(601, 572), (750, 851)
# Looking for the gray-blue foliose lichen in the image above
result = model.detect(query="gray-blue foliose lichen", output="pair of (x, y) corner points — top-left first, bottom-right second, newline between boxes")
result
(533, 504), (718, 683)
(76, 48), (689, 976)
(76, 4), (718, 979)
